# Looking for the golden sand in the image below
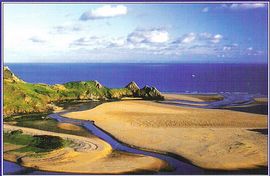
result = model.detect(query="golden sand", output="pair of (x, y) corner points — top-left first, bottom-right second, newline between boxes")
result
(4, 124), (168, 174)
(64, 98), (267, 170)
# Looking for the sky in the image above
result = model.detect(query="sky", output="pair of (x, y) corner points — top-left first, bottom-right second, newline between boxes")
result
(3, 3), (268, 63)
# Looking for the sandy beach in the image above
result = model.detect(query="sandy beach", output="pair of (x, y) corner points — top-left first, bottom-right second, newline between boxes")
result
(4, 124), (168, 174)
(64, 96), (268, 170)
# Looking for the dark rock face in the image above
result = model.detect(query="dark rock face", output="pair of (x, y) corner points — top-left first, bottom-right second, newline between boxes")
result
(126, 81), (164, 100)
(125, 81), (140, 93)
(138, 86), (164, 100)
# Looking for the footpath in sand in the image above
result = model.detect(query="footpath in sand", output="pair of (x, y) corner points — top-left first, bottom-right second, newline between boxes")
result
(4, 124), (168, 174)
(64, 95), (268, 170)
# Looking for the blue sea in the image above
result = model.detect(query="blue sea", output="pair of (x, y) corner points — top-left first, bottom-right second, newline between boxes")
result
(5, 63), (268, 95)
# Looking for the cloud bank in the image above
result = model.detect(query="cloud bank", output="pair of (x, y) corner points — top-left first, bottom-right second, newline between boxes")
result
(80, 5), (128, 20)
(222, 3), (266, 10)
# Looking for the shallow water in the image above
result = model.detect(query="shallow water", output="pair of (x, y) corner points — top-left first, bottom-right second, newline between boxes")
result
(160, 92), (258, 109)
(3, 160), (64, 175)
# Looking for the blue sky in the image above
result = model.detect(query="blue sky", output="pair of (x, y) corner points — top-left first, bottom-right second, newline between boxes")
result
(3, 3), (268, 63)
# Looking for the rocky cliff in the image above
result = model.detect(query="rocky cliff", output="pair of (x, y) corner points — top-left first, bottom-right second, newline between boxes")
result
(125, 81), (164, 100)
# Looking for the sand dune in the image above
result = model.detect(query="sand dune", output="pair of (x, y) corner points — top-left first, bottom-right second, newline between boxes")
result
(4, 124), (168, 174)
(64, 99), (268, 170)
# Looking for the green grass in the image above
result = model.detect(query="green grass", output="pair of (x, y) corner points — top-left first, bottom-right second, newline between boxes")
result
(109, 88), (133, 99)
(5, 114), (92, 137)
(3, 79), (114, 117)
(4, 131), (33, 146)
(4, 131), (72, 154)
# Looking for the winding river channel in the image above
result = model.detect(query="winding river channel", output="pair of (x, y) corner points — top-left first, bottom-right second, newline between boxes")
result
(4, 112), (203, 175)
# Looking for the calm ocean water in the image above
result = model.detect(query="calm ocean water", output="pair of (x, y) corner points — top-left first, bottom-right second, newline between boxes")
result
(5, 63), (268, 95)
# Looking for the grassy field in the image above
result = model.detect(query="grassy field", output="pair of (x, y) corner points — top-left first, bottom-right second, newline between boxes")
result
(4, 114), (92, 137)
(4, 130), (71, 154)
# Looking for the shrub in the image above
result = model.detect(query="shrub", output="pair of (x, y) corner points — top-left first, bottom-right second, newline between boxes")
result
(30, 135), (64, 150)
(10, 129), (23, 135)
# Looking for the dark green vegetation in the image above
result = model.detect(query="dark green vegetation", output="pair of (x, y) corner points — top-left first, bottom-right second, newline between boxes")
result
(4, 130), (69, 153)
(4, 114), (92, 137)
(31, 135), (64, 150)
(4, 67), (164, 117)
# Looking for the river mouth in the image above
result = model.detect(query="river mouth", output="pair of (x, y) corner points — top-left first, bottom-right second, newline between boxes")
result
(3, 94), (268, 175)
(3, 99), (203, 175)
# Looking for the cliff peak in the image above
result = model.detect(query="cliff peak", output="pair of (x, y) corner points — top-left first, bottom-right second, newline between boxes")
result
(138, 85), (164, 100)
(3, 66), (24, 83)
(93, 80), (103, 89)
(125, 81), (140, 92)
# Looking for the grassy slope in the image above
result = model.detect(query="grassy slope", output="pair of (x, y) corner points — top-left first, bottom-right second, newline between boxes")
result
(5, 114), (92, 137)
(3, 67), (133, 117)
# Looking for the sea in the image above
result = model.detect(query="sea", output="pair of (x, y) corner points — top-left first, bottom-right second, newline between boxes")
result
(4, 63), (268, 95)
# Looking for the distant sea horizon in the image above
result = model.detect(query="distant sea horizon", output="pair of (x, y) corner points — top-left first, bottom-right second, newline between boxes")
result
(4, 63), (268, 95)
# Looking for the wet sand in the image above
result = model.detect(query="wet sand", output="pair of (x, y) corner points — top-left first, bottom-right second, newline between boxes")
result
(4, 124), (168, 174)
(64, 98), (268, 170)
(163, 93), (224, 102)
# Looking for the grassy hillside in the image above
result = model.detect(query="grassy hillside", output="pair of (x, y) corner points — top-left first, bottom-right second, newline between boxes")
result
(3, 67), (133, 117)
(3, 67), (163, 117)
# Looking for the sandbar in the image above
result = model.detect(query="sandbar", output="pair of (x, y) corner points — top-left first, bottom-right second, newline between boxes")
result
(64, 99), (267, 170)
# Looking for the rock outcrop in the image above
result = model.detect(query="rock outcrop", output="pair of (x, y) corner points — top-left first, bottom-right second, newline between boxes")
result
(138, 86), (164, 100)
(126, 81), (164, 100)
(4, 66), (24, 83)
(125, 81), (140, 93)
(93, 80), (103, 89)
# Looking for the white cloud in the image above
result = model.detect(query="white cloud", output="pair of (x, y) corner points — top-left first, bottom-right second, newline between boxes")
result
(23, 25), (256, 61)
(70, 36), (109, 50)
(109, 37), (126, 47)
(222, 44), (238, 51)
(181, 33), (196, 44)
(247, 47), (253, 51)
(221, 3), (266, 10)
(51, 25), (82, 34)
(80, 5), (127, 20)
(211, 34), (223, 43)
(29, 36), (46, 43)
(147, 30), (169, 43)
(174, 32), (223, 45)
(127, 28), (169, 44)
(202, 7), (209, 13)
(223, 46), (231, 51)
